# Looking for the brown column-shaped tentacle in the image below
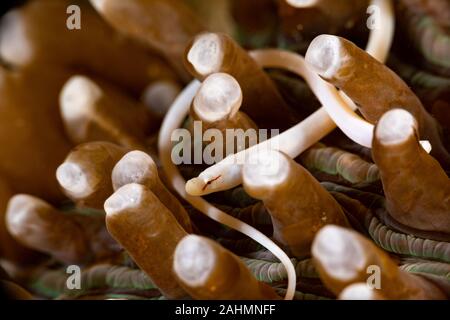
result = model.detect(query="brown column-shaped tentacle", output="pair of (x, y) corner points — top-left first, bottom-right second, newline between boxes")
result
(173, 234), (281, 300)
(188, 73), (258, 155)
(190, 73), (257, 131)
(372, 109), (450, 234)
(242, 150), (350, 259)
(0, 67), (73, 202)
(56, 142), (128, 210)
(312, 225), (447, 299)
(185, 32), (299, 131)
(112, 150), (193, 232)
(60, 75), (156, 149)
(6, 195), (90, 264)
(0, 0), (176, 94)
(90, 0), (204, 81)
(104, 183), (188, 299)
(305, 35), (450, 167)
(0, 178), (41, 264)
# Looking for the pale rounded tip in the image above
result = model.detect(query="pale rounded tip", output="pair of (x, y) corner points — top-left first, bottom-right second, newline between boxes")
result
(285, 0), (318, 8)
(89, 0), (107, 11)
(185, 178), (207, 196)
(60, 75), (102, 121)
(174, 235), (215, 287)
(6, 194), (50, 235)
(193, 73), (242, 123)
(339, 283), (384, 300)
(104, 183), (146, 217)
(306, 35), (343, 79)
(242, 149), (290, 195)
(187, 33), (224, 77)
(6, 194), (47, 215)
(375, 109), (418, 146)
(142, 81), (181, 117)
(0, 10), (33, 65)
(56, 162), (94, 198)
(312, 225), (366, 281)
(112, 151), (157, 191)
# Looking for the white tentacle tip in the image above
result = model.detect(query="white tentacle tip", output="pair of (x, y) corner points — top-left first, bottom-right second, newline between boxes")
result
(60, 75), (102, 121)
(285, 0), (318, 8)
(187, 33), (224, 77)
(306, 35), (343, 79)
(312, 225), (366, 281)
(339, 283), (383, 300)
(173, 235), (215, 287)
(375, 109), (430, 152)
(56, 162), (93, 197)
(193, 73), (242, 123)
(104, 183), (145, 217)
(242, 149), (290, 191)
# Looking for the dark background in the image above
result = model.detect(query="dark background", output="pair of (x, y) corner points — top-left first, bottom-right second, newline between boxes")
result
(1, 0), (26, 16)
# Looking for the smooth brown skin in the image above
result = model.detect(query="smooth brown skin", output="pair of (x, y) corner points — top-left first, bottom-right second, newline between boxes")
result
(105, 184), (188, 299)
(58, 142), (128, 209)
(60, 75), (157, 149)
(0, 0), (177, 94)
(278, 0), (368, 40)
(185, 32), (300, 131)
(112, 151), (193, 232)
(5, 195), (90, 265)
(0, 179), (41, 264)
(89, 0), (204, 81)
(243, 152), (349, 259)
(372, 115), (450, 234)
(174, 235), (280, 300)
(0, 66), (72, 202)
(312, 226), (446, 299)
(306, 35), (450, 167)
